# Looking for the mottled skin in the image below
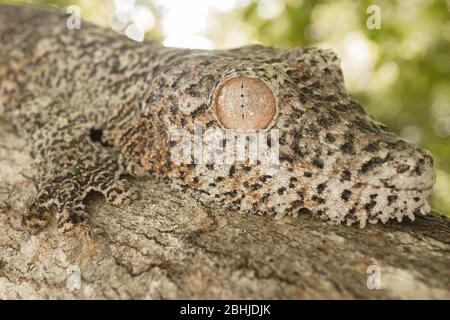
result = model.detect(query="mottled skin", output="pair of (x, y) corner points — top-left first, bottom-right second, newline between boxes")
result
(0, 5), (435, 232)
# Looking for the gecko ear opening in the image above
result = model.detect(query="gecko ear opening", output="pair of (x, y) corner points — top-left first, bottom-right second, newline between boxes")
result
(214, 76), (276, 132)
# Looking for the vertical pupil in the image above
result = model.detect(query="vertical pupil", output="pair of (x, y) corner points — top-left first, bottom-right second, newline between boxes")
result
(241, 82), (244, 119)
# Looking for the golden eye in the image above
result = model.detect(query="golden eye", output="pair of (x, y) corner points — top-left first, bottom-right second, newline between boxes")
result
(214, 76), (276, 132)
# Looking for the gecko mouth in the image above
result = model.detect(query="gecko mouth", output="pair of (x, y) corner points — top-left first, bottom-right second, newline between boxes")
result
(341, 180), (434, 226)
(287, 166), (436, 227)
(364, 181), (434, 192)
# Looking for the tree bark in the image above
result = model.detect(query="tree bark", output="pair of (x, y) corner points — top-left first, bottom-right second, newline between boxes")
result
(0, 118), (449, 299)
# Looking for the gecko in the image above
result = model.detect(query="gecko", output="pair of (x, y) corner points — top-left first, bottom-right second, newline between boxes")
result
(0, 4), (435, 232)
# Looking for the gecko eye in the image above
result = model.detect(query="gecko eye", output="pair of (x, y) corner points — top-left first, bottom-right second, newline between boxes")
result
(214, 76), (276, 131)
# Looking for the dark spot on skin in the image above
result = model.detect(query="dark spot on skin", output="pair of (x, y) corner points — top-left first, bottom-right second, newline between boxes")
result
(387, 195), (398, 205)
(252, 183), (262, 191)
(301, 87), (313, 95)
(232, 199), (242, 207)
(312, 157), (324, 169)
(370, 194), (378, 200)
(364, 142), (379, 153)
(341, 189), (351, 201)
(304, 172), (312, 177)
(170, 104), (179, 117)
(415, 158), (425, 175)
(360, 157), (385, 173)
(89, 128), (103, 142)
(292, 142), (305, 157)
(346, 207), (356, 220)
(325, 133), (335, 143)
(243, 166), (251, 172)
(260, 193), (270, 203)
(342, 170), (351, 181)
(298, 93), (307, 104)
(312, 195), (325, 204)
(277, 187), (286, 195)
(280, 155), (294, 163)
(67, 211), (85, 224)
(314, 147), (322, 156)
(335, 103), (350, 112)
(190, 103), (208, 118)
(228, 165), (236, 177)
(259, 175), (271, 183)
(298, 207), (312, 215)
(206, 164), (214, 170)
(397, 164), (410, 174)
(290, 177), (298, 182)
(224, 191), (237, 197)
(310, 81), (321, 89)
(185, 84), (200, 97)
(414, 197), (420, 202)
(305, 124), (319, 136)
(352, 116), (379, 133)
(196, 188), (210, 196)
(318, 116), (333, 129)
(340, 141), (354, 154)
(424, 153), (434, 165)
(340, 133), (355, 154)
(387, 140), (409, 151)
(317, 183), (326, 194)
(89, 128), (110, 147)
(291, 109), (304, 121)
(157, 109), (164, 121)
(292, 129), (303, 140)
(364, 201), (376, 212)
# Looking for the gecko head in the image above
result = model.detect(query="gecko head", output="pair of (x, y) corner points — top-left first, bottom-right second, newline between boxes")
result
(145, 45), (435, 227)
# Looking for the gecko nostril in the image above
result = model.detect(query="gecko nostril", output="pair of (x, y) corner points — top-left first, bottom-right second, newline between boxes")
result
(396, 164), (410, 174)
(214, 76), (276, 132)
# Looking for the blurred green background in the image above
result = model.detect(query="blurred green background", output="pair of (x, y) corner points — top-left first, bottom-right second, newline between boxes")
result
(2, 0), (449, 215)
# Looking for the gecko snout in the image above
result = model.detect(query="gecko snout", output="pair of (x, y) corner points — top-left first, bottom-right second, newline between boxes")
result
(387, 147), (435, 191)
(358, 137), (435, 192)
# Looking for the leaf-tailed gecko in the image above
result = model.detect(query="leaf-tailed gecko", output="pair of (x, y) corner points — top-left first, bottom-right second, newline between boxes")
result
(0, 5), (435, 232)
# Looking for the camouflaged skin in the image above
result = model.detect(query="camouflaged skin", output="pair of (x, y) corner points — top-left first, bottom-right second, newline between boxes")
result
(0, 5), (435, 232)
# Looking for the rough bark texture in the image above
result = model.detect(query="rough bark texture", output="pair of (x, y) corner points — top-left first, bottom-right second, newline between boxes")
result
(0, 119), (449, 299)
